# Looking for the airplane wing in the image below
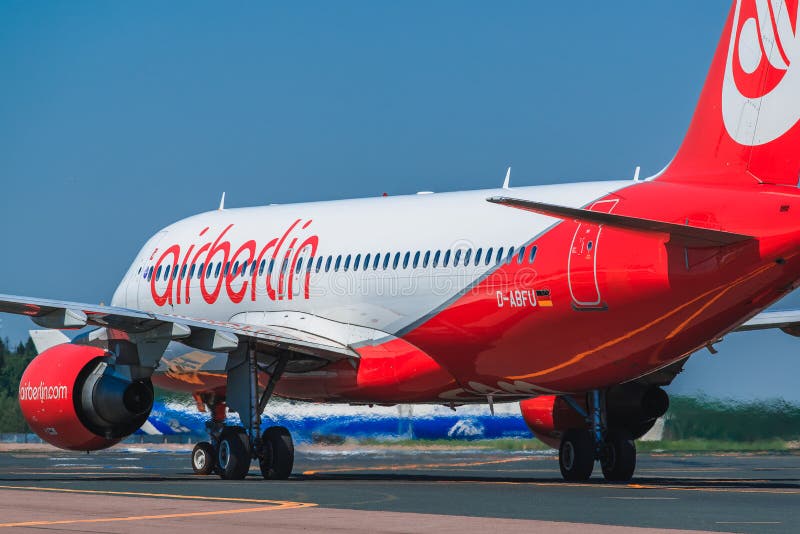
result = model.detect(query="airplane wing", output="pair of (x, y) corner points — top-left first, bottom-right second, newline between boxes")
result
(735, 310), (800, 336)
(0, 293), (357, 361)
(487, 196), (754, 248)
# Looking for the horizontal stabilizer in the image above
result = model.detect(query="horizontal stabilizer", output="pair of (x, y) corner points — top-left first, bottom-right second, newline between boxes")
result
(735, 310), (800, 336)
(487, 196), (753, 248)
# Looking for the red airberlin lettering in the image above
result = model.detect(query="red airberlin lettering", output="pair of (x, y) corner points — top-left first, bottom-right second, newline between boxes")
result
(149, 220), (318, 306)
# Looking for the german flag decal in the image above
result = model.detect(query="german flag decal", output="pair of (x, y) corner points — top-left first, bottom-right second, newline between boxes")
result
(536, 289), (553, 307)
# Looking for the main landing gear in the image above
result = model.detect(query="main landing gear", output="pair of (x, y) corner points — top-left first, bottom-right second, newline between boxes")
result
(558, 390), (637, 482)
(190, 346), (294, 480)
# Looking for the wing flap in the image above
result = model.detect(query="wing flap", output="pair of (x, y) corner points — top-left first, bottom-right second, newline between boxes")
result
(0, 293), (356, 361)
(487, 196), (754, 247)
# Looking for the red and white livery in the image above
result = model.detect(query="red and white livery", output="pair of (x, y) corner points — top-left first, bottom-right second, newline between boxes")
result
(4, 0), (800, 481)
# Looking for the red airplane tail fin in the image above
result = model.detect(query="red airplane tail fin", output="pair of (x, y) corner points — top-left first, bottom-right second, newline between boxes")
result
(658, 0), (800, 187)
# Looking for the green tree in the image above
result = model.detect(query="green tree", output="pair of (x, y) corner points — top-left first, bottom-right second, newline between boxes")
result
(0, 337), (34, 433)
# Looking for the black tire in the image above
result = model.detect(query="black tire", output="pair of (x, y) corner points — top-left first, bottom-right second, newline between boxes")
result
(559, 429), (595, 482)
(259, 426), (294, 480)
(217, 426), (251, 480)
(191, 441), (215, 475)
(601, 429), (636, 482)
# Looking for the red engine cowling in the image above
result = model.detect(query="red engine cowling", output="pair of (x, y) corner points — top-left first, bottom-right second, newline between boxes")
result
(19, 344), (153, 451)
(519, 395), (584, 448)
(521, 387), (669, 448)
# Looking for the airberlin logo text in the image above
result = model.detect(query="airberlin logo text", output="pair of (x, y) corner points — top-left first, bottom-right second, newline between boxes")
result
(150, 219), (319, 307)
(19, 382), (70, 401)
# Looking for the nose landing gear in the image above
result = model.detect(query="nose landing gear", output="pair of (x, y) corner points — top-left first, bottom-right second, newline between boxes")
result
(191, 441), (216, 475)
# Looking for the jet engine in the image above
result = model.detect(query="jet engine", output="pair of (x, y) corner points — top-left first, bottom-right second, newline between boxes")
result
(520, 385), (669, 447)
(18, 343), (153, 451)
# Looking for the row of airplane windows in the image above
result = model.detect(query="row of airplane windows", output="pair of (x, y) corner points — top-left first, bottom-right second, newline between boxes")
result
(139, 244), (538, 283)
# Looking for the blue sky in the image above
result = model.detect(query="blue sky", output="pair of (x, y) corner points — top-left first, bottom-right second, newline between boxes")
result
(2, 0), (797, 400)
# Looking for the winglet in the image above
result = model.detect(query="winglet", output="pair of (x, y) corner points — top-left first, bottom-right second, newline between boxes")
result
(502, 167), (511, 190)
(218, 192), (226, 211)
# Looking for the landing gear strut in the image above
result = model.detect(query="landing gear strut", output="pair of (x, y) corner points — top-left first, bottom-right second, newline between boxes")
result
(558, 390), (637, 482)
(190, 346), (294, 480)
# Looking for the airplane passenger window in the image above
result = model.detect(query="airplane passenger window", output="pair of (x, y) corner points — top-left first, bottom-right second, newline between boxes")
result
(433, 250), (440, 267)
(281, 258), (289, 274)
(295, 258), (303, 274)
(401, 252), (409, 269)
(180, 265), (187, 279)
(443, 250), (451, 267)
(453, 250), (461, 266)
(268, 259), (275, 275)
(315, 257), (322, 273)
(383, 254), (390, 270)
(507, 247), (515, 263)
(373, 253), (380, 270)
(249, 261), (256, 276)
(423, 251), (430, 268)
(306, 257), (314, 272)
(215, 263), (222, 278)
(224, 262), (230, 276)
(163, 266), (170, 281)
(325, 256), (332, 272)
(475, 248), (482, 266)
(206, 264), (213, 279)
(233, 262), (240, 277)
(464, 249), (472, 266)
(354, 254), (361, 270)
(344, 255), (351, 271)
(413, 251), (420, 268)
(198, 263), (204, 279)
(241, 260), (248, 277)
(529, 245), (537, 263)
(173, 266), (179, 280)
(392, 253), (400, 269)
(485, 248), (493, 266)
(496, 247), (504, 263)
(518, 247), (525, 264)
(335, 255), (342, 272)
(363, 254), (370, 271)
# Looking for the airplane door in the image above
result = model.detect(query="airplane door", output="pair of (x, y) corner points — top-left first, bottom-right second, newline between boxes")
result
(568, 199), (617, 309)
(125, 253), (147, 309)
(135, 231), (169, 309)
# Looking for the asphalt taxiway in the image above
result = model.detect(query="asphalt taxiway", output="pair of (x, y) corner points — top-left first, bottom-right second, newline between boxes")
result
(0, 444), (798, 533)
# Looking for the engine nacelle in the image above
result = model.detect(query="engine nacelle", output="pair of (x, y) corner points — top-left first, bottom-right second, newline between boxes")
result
(19, 343), (153, 451)
(519, 395), (584, 448)
(520, 386), (669, 447)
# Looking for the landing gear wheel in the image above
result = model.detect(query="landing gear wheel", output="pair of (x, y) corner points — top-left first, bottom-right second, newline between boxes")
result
(217, 426), (251, 480)
(559, 429), (595, 482)
(259, 426), (294, 480)
(191, 442), (216, 475)
(601, 429), (636, 482)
